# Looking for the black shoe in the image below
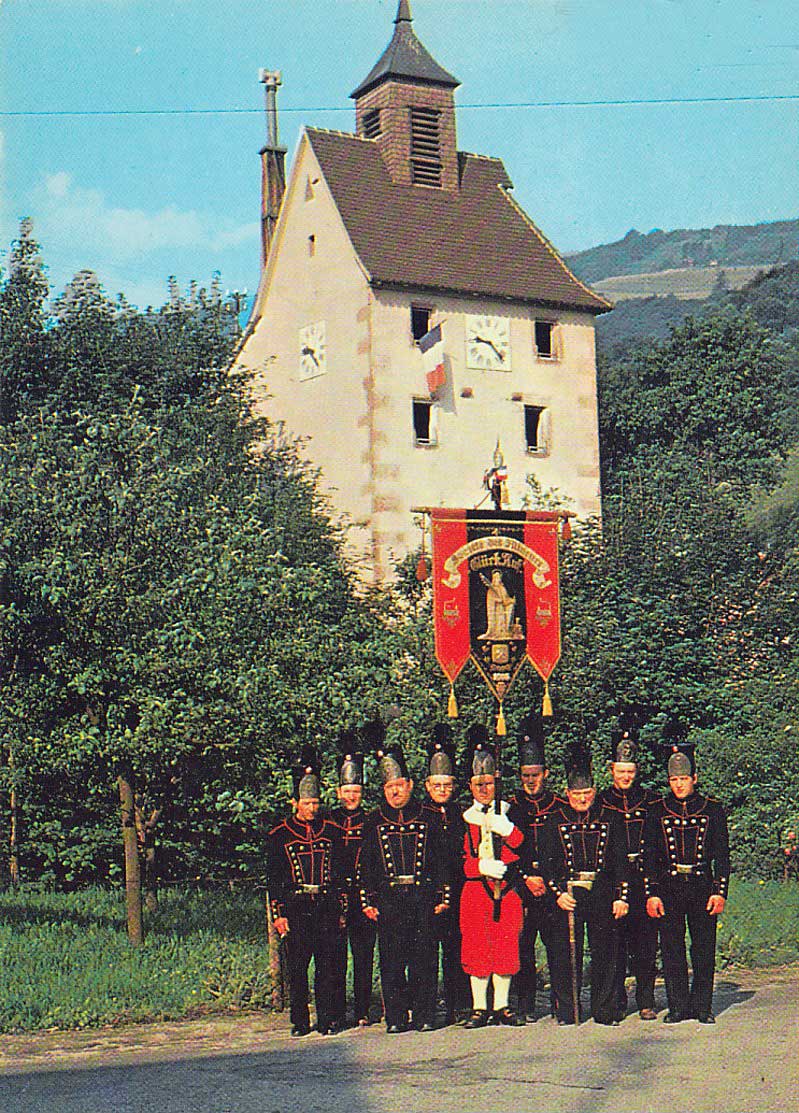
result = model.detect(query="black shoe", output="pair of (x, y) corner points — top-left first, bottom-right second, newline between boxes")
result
(557, 1018), (572, 1026)
(356, 1016), (370, 1028)
(464, 1009), (490, 1029)
(386, 1022), (408, 1034)
(593, 1015), (620, 1026)
(493, 1007), (525, 1027)
(663, 1012), (685, 1024)
(697, 1012), (716, 1024)
(414, 1018), (435, 1032)
(291, 1025), (311, 1037)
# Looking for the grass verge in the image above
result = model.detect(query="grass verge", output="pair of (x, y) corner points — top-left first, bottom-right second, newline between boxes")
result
(0, 878), (796, 1033)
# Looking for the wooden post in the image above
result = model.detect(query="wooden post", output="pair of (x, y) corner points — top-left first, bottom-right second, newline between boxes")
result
(8, 742), (19, 887)
(118, 773), (143, 945)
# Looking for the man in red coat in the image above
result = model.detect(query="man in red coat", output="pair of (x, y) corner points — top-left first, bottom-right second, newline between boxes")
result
(460, 725), (526, 1028)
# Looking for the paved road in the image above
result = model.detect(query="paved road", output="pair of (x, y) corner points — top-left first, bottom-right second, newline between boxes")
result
(0, 970), (795, 1113)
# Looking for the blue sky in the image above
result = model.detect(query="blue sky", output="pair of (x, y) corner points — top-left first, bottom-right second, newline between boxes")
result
(2, 0), (797, 308)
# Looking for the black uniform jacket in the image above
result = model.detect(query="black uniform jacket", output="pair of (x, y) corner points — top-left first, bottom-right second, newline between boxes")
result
(266, 814), (346, 921)
(597, 785), (659, 875)
(507, 789), (566, 879)
(538, 801), (631, 904)
(329, 804), (367, 890)
(359, 798), (449, 910)
(642, 791), (730, 900)
(422, 797), (466, 890)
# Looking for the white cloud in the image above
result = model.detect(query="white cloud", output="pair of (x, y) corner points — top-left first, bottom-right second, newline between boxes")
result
(34, 172), (256, 266)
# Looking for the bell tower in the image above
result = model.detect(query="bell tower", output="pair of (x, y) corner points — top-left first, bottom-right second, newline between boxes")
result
(351, 0), (461, 192)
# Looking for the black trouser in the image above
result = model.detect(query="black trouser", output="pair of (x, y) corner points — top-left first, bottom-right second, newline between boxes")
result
(613, 874), (658, 1013)
(330, 898), (377, 1023)
(549, 883), (619, 1024)
(659, 876), (717, 1019)
(285, 895), (340, 1031)
(432, 896), (470, 1018)
(376, 886), (438, 1028)
(514, 893), (556, 1014)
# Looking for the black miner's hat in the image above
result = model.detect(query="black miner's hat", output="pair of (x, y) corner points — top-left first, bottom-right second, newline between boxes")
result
(364, 718), (409, 783)
(610, 708), (641, 764)
(427, 723), (456, 778)
(464, 723), (495, 779)
(661, 718), (695, 777)
(292, 744), (321, 799)
(517, 711), (546, 768)
(337, 729), (364, 787)
(566, 742), (594, 791)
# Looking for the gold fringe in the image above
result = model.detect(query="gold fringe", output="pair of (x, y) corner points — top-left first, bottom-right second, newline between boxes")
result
(542, 679), (553, 718)
(496, 704), (507, 736)
(448, 685), (458, 719)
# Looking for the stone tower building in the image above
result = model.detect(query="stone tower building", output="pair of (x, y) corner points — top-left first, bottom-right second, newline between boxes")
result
(235, 1), (611, 582)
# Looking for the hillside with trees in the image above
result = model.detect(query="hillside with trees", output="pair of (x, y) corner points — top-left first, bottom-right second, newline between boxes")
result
(567, 218), (799, 283)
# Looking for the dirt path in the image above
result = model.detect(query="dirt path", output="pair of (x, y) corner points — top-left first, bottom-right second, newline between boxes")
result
(0, 968), (795, 1113)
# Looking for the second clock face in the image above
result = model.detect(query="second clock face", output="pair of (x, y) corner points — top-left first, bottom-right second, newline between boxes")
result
(299, 321), (327, 380)
(465, 314), (511, 371)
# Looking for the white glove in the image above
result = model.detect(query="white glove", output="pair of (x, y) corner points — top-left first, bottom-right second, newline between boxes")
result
(478, 859), (507, 880)
(487, 810), (514, 838)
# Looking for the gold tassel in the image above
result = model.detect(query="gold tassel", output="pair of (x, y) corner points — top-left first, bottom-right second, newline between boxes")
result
(542, 679), (553, 718)
(448, 685), (458, 719)
(496, 704), (507, 736)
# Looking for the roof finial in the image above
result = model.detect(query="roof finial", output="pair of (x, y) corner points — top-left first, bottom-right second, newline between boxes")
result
(395, 0), (412, 24)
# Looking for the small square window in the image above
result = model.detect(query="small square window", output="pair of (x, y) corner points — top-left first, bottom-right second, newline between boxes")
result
(411, 305), (431, 341)
(524, 405), (547, 452)
(535, 320), (555, 358)
(413, 399), (435, 445)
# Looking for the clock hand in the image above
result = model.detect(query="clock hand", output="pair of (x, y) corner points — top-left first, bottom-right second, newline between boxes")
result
(473, 335), (504, 361)
(301, 345), (319, 366)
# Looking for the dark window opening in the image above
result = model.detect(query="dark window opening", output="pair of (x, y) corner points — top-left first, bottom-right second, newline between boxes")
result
(535, 320), (554, 358)
(410, 107), (442, 187)
(411, 305), (431, 341)
(413, 399), (433, 445)
(363, 108), (381, 139)
(524, 405), (546, 452)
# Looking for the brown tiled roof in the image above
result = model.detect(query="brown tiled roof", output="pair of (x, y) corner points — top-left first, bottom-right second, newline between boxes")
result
(306, 128), (611, 314)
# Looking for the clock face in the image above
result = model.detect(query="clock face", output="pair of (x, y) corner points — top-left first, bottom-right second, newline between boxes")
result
(299, 321), (327, 380)
(465, 314), (511, 371)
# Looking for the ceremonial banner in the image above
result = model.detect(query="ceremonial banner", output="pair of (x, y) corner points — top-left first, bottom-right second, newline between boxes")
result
(430, 508), (562, 714)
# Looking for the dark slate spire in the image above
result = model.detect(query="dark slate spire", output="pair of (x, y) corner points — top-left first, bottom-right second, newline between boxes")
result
(350, 0), (460, 99)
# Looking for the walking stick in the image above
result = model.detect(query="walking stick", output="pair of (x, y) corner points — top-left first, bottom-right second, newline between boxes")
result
(567, 881), (580, 1026)
(491, 729), (503, 922)
(266, 889), (287, 1012)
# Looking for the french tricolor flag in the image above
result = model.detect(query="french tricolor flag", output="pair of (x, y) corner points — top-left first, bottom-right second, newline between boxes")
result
(418, 323), (446, 395)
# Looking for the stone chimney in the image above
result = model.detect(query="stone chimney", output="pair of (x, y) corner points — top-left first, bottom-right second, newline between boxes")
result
(259, 69), (287, 266)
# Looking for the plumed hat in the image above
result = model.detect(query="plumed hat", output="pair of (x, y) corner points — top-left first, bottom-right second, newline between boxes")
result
(610, 708), (640, 764)
(464, 723), (495, 779)
(661, 718), (695, 777)
(566, 742), (594, 791)
(337, 729), (364, 787)
(517, 712), (546, 768)
(364, 717), (409, 783)
(427, 723), (456, 778)
(292, 744), (321, 800)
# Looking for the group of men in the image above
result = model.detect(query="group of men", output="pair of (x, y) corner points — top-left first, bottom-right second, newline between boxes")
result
(266, 713), (730, 1036)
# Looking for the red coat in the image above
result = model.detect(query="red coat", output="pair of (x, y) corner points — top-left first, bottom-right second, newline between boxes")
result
(459, 804), (524, 977)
